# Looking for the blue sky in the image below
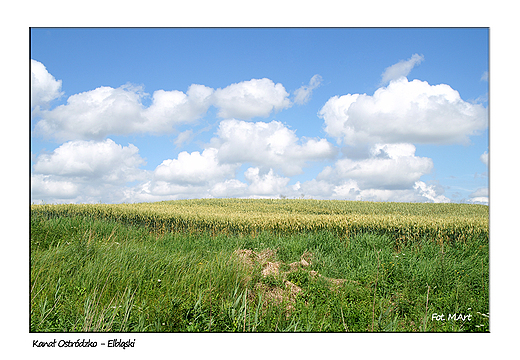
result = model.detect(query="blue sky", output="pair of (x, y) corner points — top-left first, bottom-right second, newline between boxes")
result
(30, 28), (489, 204)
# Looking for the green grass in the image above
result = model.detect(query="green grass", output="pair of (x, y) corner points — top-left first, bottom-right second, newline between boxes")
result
(30, 210), (489, 332)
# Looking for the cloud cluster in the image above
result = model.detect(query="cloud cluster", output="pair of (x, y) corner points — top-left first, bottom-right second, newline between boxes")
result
(33, 84), (214, 141)
(294, 143), (449, 202)
(31, 56), (488, 204)
(131, 119), (336, 200)
(291, 178), (449, 203)
(31, 139), (147, 203)
(319, 77), (488, 146)
(211, 119), (337, 176)
(30, 136), (445, 204)
(32, 118), (338, 202)
(32, 66), (296, 141)
(317, 143), (433, 190)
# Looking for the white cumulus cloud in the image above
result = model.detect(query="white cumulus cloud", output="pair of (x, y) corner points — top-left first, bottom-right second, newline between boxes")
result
(212, 78), (291, 119)
(413, 181), (450, 203)
(31, 174), (79, 201)
(34, 85), (146, 141)
(33, 138), (146, 184)
(210, 179), (248, 198)
(319, 77), (488, 146)
(291, 177), (449, 203)
(31, 59), (63, 111)
(244, 167), (290, 196)
(317, 143), (433, 190)
(291, 142), (448, 202)
(211, 119), (337, 176)
(141, 84), (214, 133)
(32, 61), (297, 141)
(34, 83), (214, 141)
(153, 148), (237, 185)
(31, 139), (148, 203)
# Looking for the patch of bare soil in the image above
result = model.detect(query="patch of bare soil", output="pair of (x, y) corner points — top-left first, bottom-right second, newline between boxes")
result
(262, 261), (280, 277)
(232, 248), (357, 316)
(233, 249), (277, 269)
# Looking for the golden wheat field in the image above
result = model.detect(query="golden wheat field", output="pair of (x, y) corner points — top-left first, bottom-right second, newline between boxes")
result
(31, 199), (488, 243)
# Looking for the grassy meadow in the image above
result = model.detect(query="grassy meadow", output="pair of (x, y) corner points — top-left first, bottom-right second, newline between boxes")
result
(30, 199), (489, 332)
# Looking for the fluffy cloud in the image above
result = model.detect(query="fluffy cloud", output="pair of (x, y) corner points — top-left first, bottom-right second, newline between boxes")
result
(141, 85), (214, 134)
(293, 179), (335, 198)
(33, 138), (146, 183)
(210, 179), (248, 198)
(317, 143), (433, 190)
(34, 85), (144, 140)
(288, 177), (449, 203)
(126, 167), (291, 201)
(319, 77), (488, 146)
(31, 174), (79, 201)
(32, 61), (295, 141)
(34, 84), (214, 141)
(211, 119), (337, 176)
(293, 74), (323, 105)
(30, 58), (485, 204)
(413, 181), (450, 203)
(31, 59), (63, 111)
(154, 148), (237, 185)
(285, 143), (450, 203)
(127, 167), (291, 201)
(31, 117), (337, 202)
(380, 53), (424, 85)
(211, 78), (291, 119)
(31, 139), (148, 204)
(244, 167), (290, 196)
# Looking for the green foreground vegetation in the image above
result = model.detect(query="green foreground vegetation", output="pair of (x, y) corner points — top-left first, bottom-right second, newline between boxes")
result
(30, 199), (489, 332)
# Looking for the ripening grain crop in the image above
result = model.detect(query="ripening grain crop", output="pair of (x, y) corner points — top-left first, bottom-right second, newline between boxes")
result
(31, 199), (488, 243)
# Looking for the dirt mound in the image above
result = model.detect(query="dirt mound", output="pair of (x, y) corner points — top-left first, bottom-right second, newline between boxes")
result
(234, 249), (277, 267)
(262, 261), (280, 277)
(233, 248), (353, 315)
